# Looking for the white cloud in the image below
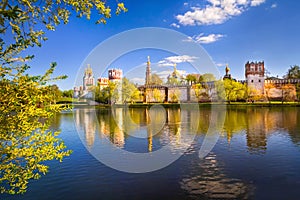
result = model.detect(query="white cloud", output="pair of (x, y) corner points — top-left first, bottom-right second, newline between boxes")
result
(157, 61), (174, 67)
(215, 62), (226, 67)
(156, 70), (173, 76)
(183, 33), (225, 44)
(170, 23), (180, 28)
(196, 33), (224, 44)
(184, 2), (189, 6)
(250, 0), (266, 6)
(271, 3), (277, 8)
(176, 0), (266, 26)
(130, 77), (145, 85)
(158, 55), (198, 67)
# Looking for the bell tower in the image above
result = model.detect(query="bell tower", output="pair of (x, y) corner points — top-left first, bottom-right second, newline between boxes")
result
(83, 64), (95, 91)
(145, 56), (151, 85)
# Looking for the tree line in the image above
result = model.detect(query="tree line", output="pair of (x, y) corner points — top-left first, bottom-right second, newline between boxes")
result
(91, 70), (300, 104)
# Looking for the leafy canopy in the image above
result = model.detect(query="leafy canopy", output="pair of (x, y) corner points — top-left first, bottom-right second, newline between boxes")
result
(284, 65), (300, 79)
(0, 0), (127, 195)
(0, 63), (72, 194)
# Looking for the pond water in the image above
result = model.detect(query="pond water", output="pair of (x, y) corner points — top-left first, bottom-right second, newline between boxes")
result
(3, 106), (300, 200)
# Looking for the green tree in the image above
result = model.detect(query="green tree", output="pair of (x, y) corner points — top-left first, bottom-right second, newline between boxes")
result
(201, 73), (216, 82)
(186, 74), (197, 85)
(223, 79), (247, 103)
(169, 89), (180, 103)
(62, 89), (74, 98)
(120, 78), (139, 103)
(215, 80), (226, 101)
(0, 64), (71, 194)
(94, 82), (118, 104)
(153, 88), (165, 102)
(150, 74), (163, 85)
(296, 83), (300, 103)
(48, 84), (62, 103)
(284, 65), (300, 79)
(0, 0), (127, 194)
(167, 77), (180, 85)
(282, 84), (296, 103)
(247, 87), (263, 103)
(192, 83), (209, 102)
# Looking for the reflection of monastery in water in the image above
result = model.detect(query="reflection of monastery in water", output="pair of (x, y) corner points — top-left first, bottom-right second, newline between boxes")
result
(75, 107), (200, 151)
(223, 107), (300, 154)
(75, 106), (300, 156)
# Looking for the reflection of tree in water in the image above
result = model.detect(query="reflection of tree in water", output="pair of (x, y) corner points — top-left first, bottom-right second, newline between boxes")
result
(180, 153), (254, 199)
(281, 107), (300, 145)
(77, 107), (300, 154)
(50, 111), (74, 132)
(219, 107), (300, 154)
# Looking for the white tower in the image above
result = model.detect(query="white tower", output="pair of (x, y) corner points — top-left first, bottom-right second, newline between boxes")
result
(83, 64), (95, 91)
(245, 61), (265, 94)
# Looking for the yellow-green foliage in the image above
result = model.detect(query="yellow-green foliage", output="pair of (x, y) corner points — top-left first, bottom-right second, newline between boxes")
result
(153, 88), (164, 102)
(0, 0), (127, 195)
(0, 65), (72, 194)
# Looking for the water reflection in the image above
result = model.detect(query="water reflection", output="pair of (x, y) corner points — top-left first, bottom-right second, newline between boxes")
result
(75, 109), (97, 148)
(75, 106), (201, 153)
(75, 107), (300, 154)
(222, 107), (300, 154)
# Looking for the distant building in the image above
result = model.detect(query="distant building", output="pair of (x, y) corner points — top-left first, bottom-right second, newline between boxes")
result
(223, 64), (232, 80)
(98, 77), (109, 90)
(108, 69), (122, 82)
(83, 64), (95, 91)
(245, 61), (265, 93)
(74, 64), (95, 98)
(74, 67), (123, 99)
(167, 63), (185, 85)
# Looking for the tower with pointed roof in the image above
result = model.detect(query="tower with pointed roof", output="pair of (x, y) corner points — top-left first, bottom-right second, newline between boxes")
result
(83, 64), (95, 90)
(145, 56), (151, 85)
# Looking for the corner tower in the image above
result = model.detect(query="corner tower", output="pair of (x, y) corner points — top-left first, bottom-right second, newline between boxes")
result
(245, 61), (265, 93)
(108, 69), (122, 82)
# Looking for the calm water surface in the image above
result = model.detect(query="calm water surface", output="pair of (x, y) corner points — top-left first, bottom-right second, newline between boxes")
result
(3, 106), (300, 200)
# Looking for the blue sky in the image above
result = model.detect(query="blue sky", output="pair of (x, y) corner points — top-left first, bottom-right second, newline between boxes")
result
(22, 0), (300, 90)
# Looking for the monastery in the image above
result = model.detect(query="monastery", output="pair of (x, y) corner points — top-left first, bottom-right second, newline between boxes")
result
(74, 57), (300, 102)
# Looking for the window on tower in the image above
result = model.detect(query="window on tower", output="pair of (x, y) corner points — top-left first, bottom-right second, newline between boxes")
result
(258, 66), (262, 71)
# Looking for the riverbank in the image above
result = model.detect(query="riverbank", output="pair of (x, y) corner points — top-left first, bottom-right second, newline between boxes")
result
(69, 101), (300, 109)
